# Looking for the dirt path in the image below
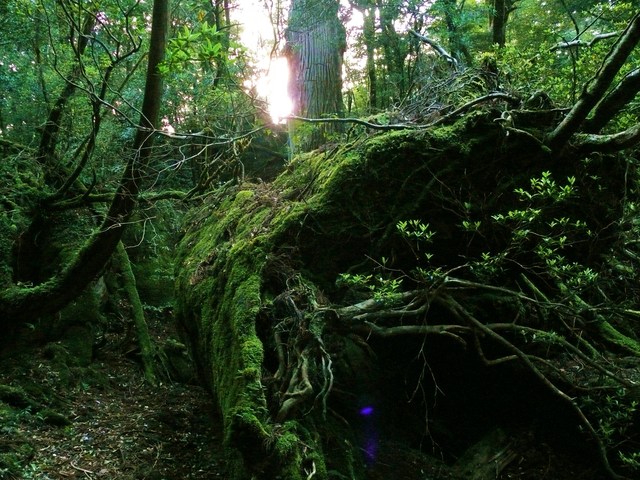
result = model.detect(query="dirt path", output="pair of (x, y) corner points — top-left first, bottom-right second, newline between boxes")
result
(0, 347), (227, 479)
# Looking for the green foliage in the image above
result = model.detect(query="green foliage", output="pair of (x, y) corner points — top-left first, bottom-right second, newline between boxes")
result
(397, 219), (435, 243)
(619, 451), (640, 470)
(498, 1), (640, 107)
(580, 387), (639, 473)
(161, 22), (229, 74)
(473, 171), (597, 288)
(337, 272), (403, 303)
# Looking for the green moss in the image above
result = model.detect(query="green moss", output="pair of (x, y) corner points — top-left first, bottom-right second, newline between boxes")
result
(598, 320), (640, 356)
(0, 384), (35, 409)
(175, 121), (523, 479)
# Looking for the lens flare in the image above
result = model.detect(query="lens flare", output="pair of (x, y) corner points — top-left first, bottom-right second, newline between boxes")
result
(256, 57), (293, 124)
(359, 406), (374, 416)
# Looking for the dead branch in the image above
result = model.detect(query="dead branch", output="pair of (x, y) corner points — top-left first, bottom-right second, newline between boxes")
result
(286, 92), (520, 132)
(285, 115), (417, 131)
(362, 322), (469, 344)
(550, 32), (619, 51)
(431, 93), (521, 127)
(409, 29), (459, 71)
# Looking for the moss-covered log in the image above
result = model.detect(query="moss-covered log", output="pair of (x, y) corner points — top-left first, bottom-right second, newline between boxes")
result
(175, 110), (640, 479)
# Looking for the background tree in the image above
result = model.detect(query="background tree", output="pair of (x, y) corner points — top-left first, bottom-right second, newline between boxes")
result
(488, 0), (518, 46)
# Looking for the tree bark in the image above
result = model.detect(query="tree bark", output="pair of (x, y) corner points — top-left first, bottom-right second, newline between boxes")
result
(285, 0), (346, 118)
(285, 0), (346, 148)
(0, 0), (169, 324)
(490, 0), (517, 47)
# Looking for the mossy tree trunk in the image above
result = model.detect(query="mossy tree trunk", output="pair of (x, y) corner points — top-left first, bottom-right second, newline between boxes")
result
(175, 14), (640, 480)
(0, 0), (169, 325)
(113, 241), (158, 385)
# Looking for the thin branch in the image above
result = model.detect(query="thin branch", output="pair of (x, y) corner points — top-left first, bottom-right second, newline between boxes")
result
(285, 115), (416, 131)
(362, 321), (469, 340)
(440, 293), (625, 480)
(286, 92), (520, 131)
(430, 92), (521, 126)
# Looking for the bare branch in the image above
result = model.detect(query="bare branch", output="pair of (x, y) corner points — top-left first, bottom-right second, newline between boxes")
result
(285, 115), (416, 131)
(409, 29), (459, 71)
(362, 321), (469, 342)
(550, 32), (619, 51)
(431, 92), (521, 126)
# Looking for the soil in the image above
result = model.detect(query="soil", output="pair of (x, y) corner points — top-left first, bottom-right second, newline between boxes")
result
(0, 330), (227, 479)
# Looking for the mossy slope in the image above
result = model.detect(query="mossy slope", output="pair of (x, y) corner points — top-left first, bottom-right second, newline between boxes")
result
(174, 112), (630, 479)
(174, 115), (518, 479)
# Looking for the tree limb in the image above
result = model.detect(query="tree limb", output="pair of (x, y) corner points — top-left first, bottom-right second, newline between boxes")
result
(285, 115), (416, 131)
(573, 123), (640, 154)
(0, 138), (33, 155)
(545, 12), (640, 153)
(431, 92), (521, 126)
(550, 32), (619, 52)
(582, 68), (640, 133)
(409, 29), (459, 71)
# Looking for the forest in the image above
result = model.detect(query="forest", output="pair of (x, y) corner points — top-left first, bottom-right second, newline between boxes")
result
(2, 0), (640, 479)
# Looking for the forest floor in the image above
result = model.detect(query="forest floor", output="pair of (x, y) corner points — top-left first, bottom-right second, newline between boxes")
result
(0, 312), (628, 480)
(0, 316), (228, 480)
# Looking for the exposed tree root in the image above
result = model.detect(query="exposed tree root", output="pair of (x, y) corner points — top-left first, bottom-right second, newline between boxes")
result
(267, 273), (637, 479)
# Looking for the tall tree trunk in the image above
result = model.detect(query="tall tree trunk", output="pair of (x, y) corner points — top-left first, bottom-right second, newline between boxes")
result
(285, 0), (345, 118)
(209, 0), (230, 86)
(0, 0), (169, 324)
(363, 5), (377, 111)
(350, 0), (377, 111)
(378, 0), (406, 105)
(285, 0), (346, 148)
(490, 0), (517, 47)
(491, 0), (507, 46)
